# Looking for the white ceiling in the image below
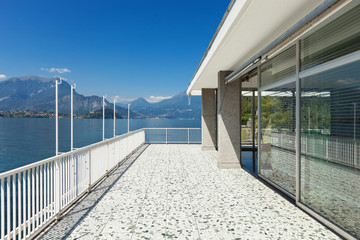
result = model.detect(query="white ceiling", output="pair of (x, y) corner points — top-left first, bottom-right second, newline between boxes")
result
(187, 0), (325, 95)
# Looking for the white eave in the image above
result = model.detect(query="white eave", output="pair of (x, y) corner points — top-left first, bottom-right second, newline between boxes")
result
(187, 0), (326, 96)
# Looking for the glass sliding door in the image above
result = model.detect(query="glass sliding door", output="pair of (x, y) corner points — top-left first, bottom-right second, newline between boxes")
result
(259, 88), (296, 194)
(299, 4), (360, 237)
(241, 90), (258, 174)
(259, 45), (297, 195)
(240, 70), (258, 174)
(253, 2), (360, 238)
(300, 61), (360, 238)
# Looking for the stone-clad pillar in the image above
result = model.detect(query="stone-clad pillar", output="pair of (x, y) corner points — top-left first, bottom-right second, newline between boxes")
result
(201, 89), (216, 151)
(217, 71), (241, 168)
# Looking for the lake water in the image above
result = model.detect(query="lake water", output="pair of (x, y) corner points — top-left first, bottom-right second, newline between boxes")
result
(0, 118), (201, 173)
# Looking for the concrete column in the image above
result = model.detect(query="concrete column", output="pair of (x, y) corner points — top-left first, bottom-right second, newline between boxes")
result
(201, 89), (216, 151)
(217, 71), (241, 168)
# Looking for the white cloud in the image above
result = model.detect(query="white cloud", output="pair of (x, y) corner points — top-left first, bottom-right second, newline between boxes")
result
(146, 95), (172, 103)
(0, 74), (6, 79)
(113, 95), (172, 103)
(41, 67), (71, 74)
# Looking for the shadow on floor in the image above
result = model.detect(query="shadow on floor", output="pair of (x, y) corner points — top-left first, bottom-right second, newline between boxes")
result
(37, 144), (149, 240)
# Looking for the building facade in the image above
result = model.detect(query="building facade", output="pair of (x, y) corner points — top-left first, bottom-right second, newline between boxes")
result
(187, 0), (360, 239)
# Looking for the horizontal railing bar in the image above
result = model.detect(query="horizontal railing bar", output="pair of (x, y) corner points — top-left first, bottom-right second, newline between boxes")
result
(0, 129), (144, 179)
(0, 128), (146, 240)
(144, 128), (202, 145)
(0, 127), (201, 240)
(144, 128), (201, 130)
(31, 142), (145, 240)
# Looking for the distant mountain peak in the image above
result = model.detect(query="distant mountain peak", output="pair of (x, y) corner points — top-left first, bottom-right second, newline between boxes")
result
(0, 75), (201, 119)
(175, 90), (186, 96)
(4, 76), (54, 83)
(0, 75), (136, 117)
(171, 90), (186, 99)
(133, 97), (149, 104)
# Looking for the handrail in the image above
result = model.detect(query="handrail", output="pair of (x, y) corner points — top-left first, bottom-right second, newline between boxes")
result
(0, 127), (199, 179)
(143, 128), (201, 130)
(0, 129), (145, 240)
(0, 128), (144, 180)
(144, 128), (202, 144)
(0, 127), (202, 239)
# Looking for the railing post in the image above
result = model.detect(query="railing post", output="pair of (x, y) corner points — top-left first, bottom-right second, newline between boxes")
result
(188, 129), (190, 144)
(87, 149), (92, 193)
(117, 139), (121, 167)
(326, 137), (329, 160)
(73, 152), (77, 197)
(336, 138), (338, 161)
(355, 144), (360, 169)
(106, 142), (109, 177)
(355, 141), (358, 168)
(1, 178), (4, 240)
(54, 159), (61, 220)
(166, 128), (168, 144)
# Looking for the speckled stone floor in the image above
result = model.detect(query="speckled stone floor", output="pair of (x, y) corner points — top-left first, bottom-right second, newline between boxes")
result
(63, 144), (340, 240)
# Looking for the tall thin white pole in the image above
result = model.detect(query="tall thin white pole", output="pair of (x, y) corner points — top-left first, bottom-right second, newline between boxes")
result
(128, 103), (131, 133)
(113, 99), (116, 138)
(56, 80), (58, 155)
(71, 84), (76, 151)
(103, 96), (106, 141)
(55, 77), (62, 156)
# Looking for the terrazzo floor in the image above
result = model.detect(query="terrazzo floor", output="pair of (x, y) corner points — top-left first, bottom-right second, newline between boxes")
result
(56, 144), (340, 239)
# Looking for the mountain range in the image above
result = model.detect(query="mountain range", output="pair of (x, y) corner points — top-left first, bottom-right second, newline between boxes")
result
(0, 76), (201, 119)
(117, 90), (201, 119)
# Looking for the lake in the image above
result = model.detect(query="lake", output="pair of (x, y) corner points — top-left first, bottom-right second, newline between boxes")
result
(0, 118), (201, 173)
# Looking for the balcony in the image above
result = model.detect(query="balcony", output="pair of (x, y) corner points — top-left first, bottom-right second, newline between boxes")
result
(41, 144), (338, 239)
(0, 129), (341, 239)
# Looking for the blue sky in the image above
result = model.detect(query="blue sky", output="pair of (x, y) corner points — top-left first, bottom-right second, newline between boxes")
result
(0, 0), (228, 102)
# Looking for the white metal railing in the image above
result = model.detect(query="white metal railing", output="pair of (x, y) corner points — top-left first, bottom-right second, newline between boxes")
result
(0, 129), (145, 240)
(268, 131), (360, 169)
(144, 128), (201, 144)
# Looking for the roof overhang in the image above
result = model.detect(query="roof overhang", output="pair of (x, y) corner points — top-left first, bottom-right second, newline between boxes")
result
(187, 0), (328, 96)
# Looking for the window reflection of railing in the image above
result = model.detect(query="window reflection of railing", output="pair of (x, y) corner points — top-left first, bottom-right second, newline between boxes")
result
(267, 131), (360, 169)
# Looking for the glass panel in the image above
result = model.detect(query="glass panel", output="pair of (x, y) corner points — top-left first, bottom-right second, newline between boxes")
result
(300, 60), (360, 238)
(301, 4), (360, 71)
(241, 68), (258, 174)
(241, 91), (258, 146)
(260, 45), (296, 87)
(241, 151), (258, 174)
(241, 90), (258, 174)
(259, 82), (296, 195)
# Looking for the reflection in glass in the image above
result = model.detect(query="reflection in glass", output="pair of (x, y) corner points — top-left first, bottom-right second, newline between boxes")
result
(241, 92), (257, 145)
(301, 4), (360, 71)
(260, 86), (296, 195)
(300, 61), (360, 238)
(260, 45), (296, 87)
(241, 90), (258, 174)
